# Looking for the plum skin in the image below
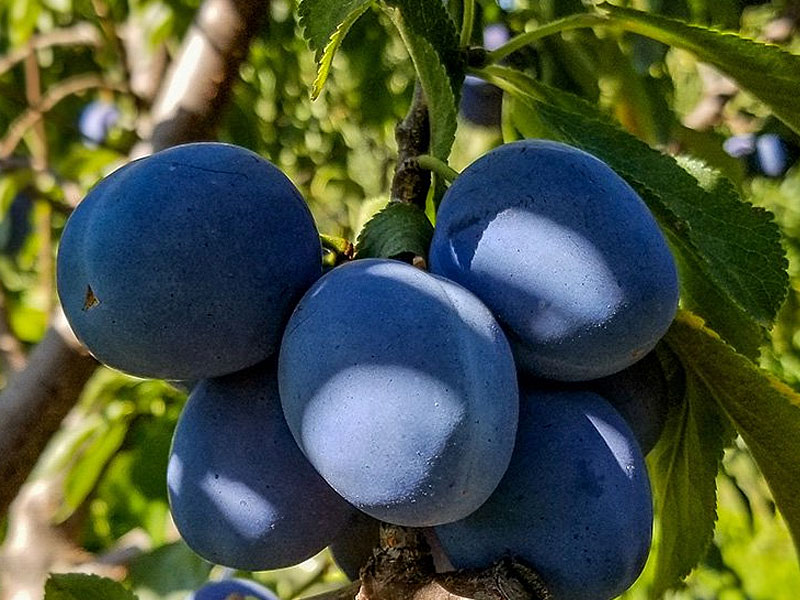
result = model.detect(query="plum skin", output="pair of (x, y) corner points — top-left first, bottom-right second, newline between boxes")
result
(167, 360), (356, 571)
(279, 258), (519, 527)
(56, 142), (321, 380)
(584, 351), (673, 455)
(434, 387), (653, 600)
(429, 139), (679, 381)
(188, 578), (278, 600)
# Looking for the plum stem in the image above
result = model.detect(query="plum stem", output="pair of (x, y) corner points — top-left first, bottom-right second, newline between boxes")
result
(486, 13), (607, 64)
(391, 82), (432, 208)
(415, 155), (459, 183)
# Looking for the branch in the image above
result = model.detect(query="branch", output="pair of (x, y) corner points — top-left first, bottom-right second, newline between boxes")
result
(390, 82), (431, 209)
(0, 23), (102, 78)
(0, 311), (98, 516)
(0, 73), (129, 159)
(300, 526), (551, 600)
(0, 0), (266, 521)
(132, 0), (266, 155)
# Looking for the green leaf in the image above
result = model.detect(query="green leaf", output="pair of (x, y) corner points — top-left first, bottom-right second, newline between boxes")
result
(384, 0), (462, 93)
(356, 201), (433, 259)
(297, 0), (374, 97)
(311, 3), (372, 99)
(486, 65), (788, 357)
(44, 574), (138, 600)
(298, 0), (374, 59)
(666, 310), (800, 557)
(57, 415), (131, 522)
(128, 542), (212, 600)
(389, 15), (458, 160)
(596, 2), (800, 136)
(646, 339), (734, 597)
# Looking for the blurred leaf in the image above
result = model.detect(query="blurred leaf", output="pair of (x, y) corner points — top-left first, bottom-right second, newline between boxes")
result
(356, 201), (433, 259)
(128, 542), (212, 600)
(666, 311), (800, 559)
(487, 65), (787, 358)
(311, 3), (372, 99)
(596, 3), (800, 136)
(9, 0), (41, 46)
(646, 337), (734, 597)
(9, 303), (47, 342)
(57, 415), (131, 522)
(44, 573), (137, 600)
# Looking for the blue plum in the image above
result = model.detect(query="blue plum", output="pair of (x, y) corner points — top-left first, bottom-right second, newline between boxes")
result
(167, 360), (356, 571)
(755, 133), (792, 178)
(279, 258), (519, 527)
(57, 142), (322, 379)
(585, 351), (673, 455)
(434, 387), (653, 600)
(459, 25), (509, 128)
(330, 511), (381, 580)
(429, 139), (679, 381)
(188, 578), (278, 600)
(78, 100), (119, 145)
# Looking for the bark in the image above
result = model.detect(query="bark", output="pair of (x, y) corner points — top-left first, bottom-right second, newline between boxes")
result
(132, 0), (265, 156)
(301, 527), (551, 600)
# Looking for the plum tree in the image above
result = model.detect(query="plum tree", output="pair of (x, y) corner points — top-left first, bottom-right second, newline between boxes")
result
(279, 258), (519, 527)
(56, 142), (322, 380)
(78, 100), (120, 145)
(434, 387), (653, 600)
(584, 351), (674, 455)
(429, 139), (680, 381)
(330, 511), (382, 581)
(166, 360), (356, 571)
(188, 578), (279, 600)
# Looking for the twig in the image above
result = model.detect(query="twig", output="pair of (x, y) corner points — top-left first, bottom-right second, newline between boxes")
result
(0, 23), (102, 78)
(0, 73), (128, 159)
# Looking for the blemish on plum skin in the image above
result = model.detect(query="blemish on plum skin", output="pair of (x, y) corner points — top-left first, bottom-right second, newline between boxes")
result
(83, 285), (100, 311)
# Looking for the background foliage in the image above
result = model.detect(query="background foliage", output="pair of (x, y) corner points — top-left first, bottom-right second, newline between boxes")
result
(1, 0), (800, 599)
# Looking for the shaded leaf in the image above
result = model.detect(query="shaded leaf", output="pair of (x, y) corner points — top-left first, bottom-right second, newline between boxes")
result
(389, 14), (459, 160)
(596, 3), (800, 136)
(44, 574), (138, 600)
(666, 310), (800, 555)
(646, 342), (734, 597)
(384, 0), (462, 93)
(356, 201), (433, 259)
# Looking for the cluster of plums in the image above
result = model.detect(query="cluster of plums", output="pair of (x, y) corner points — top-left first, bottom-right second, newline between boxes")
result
(56, 139), (680, 600)
(723, 132), (799, 178)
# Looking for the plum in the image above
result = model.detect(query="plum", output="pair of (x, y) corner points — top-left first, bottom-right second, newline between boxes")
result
(57, 142), (321, 379)
(434, 386), (653, 600)
(429, 139), (679, 381)
(188, 578), (278, 600)
(167, 360), (355, 571)
(586, 351), (673, 455)
(78, 100), (119, 145)
(279, 258), (519, 527)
